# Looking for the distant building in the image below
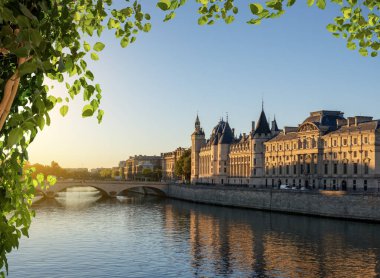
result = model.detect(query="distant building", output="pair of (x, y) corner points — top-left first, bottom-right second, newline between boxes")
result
(191, 109), (380, 191)
(124, 155), (161, 180)
(118, 161), (127, 179)
(161, 147), (189, 181)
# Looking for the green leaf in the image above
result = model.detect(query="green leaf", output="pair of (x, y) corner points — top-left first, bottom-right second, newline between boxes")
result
(249, 3), (264, 15)
(82, 104), (94, 117)
(93, 42), (105, 52)
(47, 175), (57, 186)
(60, 105), (69, 117)
(36, 173), (44, 184)
(19, 4), (36, 20)
(83, 41), (91, 52)
(90, 53), (99, 61)
(225, 15), (235, 24)
(326, 24), (337, 32)
(37, 116), (45, 130)
(359, 47), (368, 56)
(143, 23), (152, 32)
(157, 0), (171, 11)
(198, 16), (208, 25)
(307, 0), (314, 6)
(287, 0), (296, 7)
(7, 128), (23, 148)
(347, 41), (356, 50)
(121, 37), (129, 48)
(371, 51), (378, 57)
(97, 109), (105, 123)
(164, 12), (176, 22)
(316, 0), (326, 9)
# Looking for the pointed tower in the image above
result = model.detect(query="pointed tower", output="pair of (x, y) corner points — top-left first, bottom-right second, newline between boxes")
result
(191, 114), (206, 184)
(271, 115), (280, 135)
(251, 104), (274, 187)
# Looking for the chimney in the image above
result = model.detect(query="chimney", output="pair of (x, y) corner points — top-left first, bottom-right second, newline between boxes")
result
(347, 117), (355, 127)
(243, 133), (246, 138)
(251, 121), (255, 131)
(336, 118), (347, 127)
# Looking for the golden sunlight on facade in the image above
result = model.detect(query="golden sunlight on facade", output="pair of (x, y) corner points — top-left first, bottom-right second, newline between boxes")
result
(191, 109), (380, 191)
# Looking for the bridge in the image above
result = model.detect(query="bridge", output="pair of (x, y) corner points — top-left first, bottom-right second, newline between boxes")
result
(37, 180), (169, 198)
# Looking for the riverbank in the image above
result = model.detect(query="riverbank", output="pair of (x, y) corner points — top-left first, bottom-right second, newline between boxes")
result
(166, 184), (380, 222)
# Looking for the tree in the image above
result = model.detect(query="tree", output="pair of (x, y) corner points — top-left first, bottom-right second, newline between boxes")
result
(0, 0), (379, 275)
(174, 149), (191, 182)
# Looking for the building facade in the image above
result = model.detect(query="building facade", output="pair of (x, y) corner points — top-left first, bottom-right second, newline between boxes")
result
(124, 155), (161, 180)
(161, 147), (188, 181)
(191, 110), (380, 191)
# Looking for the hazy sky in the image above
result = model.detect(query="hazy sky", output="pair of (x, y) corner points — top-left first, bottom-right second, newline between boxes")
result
(28, 2), (380, 169)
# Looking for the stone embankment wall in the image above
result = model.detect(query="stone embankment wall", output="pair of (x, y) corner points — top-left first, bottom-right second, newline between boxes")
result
(167, 184), (380, 222)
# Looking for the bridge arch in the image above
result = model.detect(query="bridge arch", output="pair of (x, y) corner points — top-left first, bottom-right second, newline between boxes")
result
(118, 186), (167, 197)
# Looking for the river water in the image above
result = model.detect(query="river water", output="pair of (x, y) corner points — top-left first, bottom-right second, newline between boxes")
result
(7, 187), (380, 278)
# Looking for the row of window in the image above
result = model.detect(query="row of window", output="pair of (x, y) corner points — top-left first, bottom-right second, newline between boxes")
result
(266, 162), (369, 176)
(266, 136), (370, 152)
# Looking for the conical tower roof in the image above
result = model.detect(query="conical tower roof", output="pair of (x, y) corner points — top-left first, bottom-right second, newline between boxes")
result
(254, 110), (271, 135)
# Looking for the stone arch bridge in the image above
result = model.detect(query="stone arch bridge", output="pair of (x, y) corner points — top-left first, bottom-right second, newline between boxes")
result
(37, 180), (169, 198)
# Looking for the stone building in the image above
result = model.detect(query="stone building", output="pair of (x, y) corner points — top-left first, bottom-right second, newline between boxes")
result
(264, 110), (380, 191)
(161, 147), (189, 181)
(124, 155), (161, 180)
(191, 108), (279, 185)
(191, 109), (380, 191)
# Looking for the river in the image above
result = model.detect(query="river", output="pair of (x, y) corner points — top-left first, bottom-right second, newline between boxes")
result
(7, 187), (380, 277)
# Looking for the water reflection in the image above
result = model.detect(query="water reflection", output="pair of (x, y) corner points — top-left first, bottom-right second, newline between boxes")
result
(165, 200), (380, 278)
(10, 189), (380, 278)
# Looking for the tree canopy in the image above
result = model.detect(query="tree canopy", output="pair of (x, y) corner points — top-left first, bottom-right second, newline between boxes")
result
(174, 149), (191, 181)
(0, 0), (378, 276)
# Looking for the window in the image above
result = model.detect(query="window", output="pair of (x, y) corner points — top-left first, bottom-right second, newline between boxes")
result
(354, 163), (358, 174)
(353, 151), (357, 158)
(333, 163), (338, 174)
(353, 180), (356, 191)
(364, 180), (368, 191)
(334, 152), (337, 159)
(343, 163), (347, 174)
(279, 166), (282, 175)
(364, 163), (369, 174)
(306, 163), (311, 174)
(354, 138), (358, 145)
(293, 165), (297, 175)
(286, 165), (289, 175)
(343, 139), (347, 145)
(324, 164), (328, 175)
(343, 152), (347, 159)
(365, 151), (368, 157)
(254, 158), (256, 166)
(272, 167), (275, 175)
(364, 137), (368, 144)
(254, 168), (256, 176)
(314, 164), (318, 174)
(333, 140), (337, 147)
(300, 164), (304, 174)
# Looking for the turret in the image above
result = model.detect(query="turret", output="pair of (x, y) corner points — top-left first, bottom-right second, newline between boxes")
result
(191, 114), (206, 183)
(251, 105), (274, 187)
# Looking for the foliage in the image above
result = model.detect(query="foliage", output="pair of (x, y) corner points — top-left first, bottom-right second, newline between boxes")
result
(0, 0), (378, 276)
(99, 168), (112, 179)
(174, 149), (191, 181)
(135, 167), (162, 181)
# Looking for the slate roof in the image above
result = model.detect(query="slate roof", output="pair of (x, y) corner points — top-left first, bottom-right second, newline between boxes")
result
(253, 110), (271, 136)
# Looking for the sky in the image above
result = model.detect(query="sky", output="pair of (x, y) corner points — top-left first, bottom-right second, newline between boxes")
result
(28, 1), (380, 169)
